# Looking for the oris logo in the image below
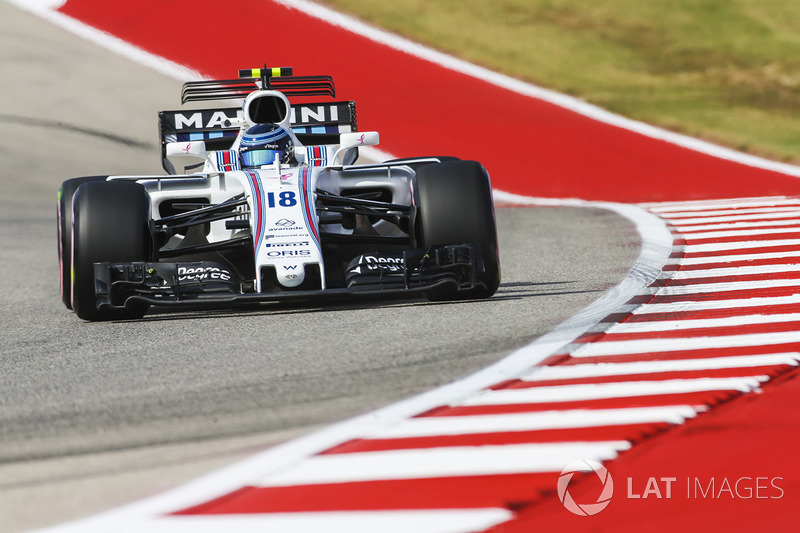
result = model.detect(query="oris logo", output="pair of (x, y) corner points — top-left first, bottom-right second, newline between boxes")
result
(267, 250), (311, 257)
(557, 460), (614, 516)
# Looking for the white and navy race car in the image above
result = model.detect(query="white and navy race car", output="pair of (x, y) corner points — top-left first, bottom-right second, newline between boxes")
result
(58, 67), (500, 320)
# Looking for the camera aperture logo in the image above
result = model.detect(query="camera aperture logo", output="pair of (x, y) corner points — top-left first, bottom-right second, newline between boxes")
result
(558, 459), (614, 516)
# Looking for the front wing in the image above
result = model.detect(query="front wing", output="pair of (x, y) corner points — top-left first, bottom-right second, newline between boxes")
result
(91, 245), (483, 312)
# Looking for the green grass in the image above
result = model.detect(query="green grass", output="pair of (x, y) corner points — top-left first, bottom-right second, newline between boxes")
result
(320, 0), (800, 162)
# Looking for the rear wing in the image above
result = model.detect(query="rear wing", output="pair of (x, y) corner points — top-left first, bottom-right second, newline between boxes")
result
(180, 74), (335, 103)
(158, 101), (357, 172)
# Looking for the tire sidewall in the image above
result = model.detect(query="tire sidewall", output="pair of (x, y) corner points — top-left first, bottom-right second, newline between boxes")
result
(413, 160), (500, 298)
(71, 180), (151, 320)
(58, 176), (108, 309)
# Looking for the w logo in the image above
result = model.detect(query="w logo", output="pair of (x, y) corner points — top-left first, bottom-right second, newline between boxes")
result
(557, 459), (614, 516)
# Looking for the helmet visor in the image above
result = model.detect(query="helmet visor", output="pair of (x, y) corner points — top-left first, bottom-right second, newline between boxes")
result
(241, 149), (281, 168)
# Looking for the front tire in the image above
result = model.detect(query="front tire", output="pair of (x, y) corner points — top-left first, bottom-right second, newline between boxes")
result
(58, 176), (108, 309)
(71, 181), (151, 321)
(413, 160), (500, 300)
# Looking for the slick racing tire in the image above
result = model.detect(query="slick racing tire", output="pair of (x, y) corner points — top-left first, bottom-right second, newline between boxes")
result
(58, 176), (108, 309)
(413, 160), (500, 300)
(71, 181), (151, 321)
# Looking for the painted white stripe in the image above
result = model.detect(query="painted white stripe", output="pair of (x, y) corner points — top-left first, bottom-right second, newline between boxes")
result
(461, 378), (762, 404)
(655, 278), (800, 296)
(668, 249), (800, 266)
(521, 354), (800, 380)
(660, 263), (800, 279)
(670, 212), (800, 226)
(632, 294), (800, 314)
(572, 331), (800, 357)
(610, 313), (800, 333)
(370, 406), (698, 439)
(676, 218), (800, 233)
(679, 226), (800, 240)
(664, 206), (800, 219)
(98, 510), (514, 533)
(648, 197), (799, 213)
(257, 442), (630, 486)
(677, 238), (800, 253)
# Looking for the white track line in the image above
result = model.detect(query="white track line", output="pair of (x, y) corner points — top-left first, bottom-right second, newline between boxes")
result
(668, 250), (800, 266)
(655, 278), (800, 296)
(520, 354), (800, 380)
(608, 313), (800, 333)
(256, 442), (631, 486)
(670, 212), (800, 226)
(680, 226), (800, 240)
(664, 206), (800, 219)
(368, 406), (698, 439)
(105, 511), (514, 533)
(572, 331), (800, 357)
(661, 263), (800, 279)
(461, 378), (762, 405)
(677, 239), (800, 253)
(632, 294), (800, 314)
(675, 219), (800, 233)
(648, 198), (800, 212)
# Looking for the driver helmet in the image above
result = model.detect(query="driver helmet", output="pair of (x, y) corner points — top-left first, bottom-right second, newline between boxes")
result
(240, 124), (293, 167)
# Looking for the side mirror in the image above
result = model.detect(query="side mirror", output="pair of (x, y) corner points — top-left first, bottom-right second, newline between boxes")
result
(166, 141), (207, 174)
(333, 131), (379, 165)
(166, 140), (207, 158)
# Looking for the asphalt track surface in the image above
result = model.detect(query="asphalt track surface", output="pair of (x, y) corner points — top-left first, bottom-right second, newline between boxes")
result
(0, 3), (641, 530)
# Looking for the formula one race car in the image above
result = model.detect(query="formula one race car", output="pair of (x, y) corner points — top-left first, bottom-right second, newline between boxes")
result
(58, 66), (499, 320)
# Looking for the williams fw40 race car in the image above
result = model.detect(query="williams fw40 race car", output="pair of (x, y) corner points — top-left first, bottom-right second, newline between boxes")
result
(58, 66), (500, 320)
